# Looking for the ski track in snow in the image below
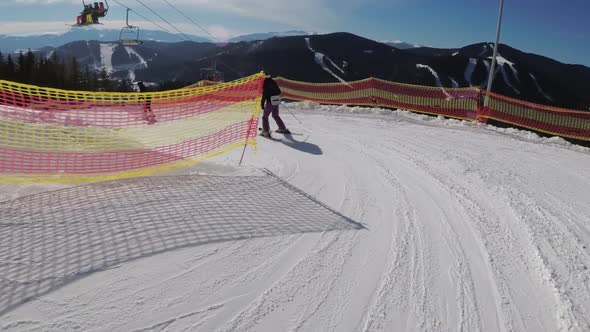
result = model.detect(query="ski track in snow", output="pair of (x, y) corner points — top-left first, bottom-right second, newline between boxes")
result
(2, 103), (590, 331)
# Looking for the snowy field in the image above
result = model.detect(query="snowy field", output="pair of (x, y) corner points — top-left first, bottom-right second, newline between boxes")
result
(1, 102), (590, 331)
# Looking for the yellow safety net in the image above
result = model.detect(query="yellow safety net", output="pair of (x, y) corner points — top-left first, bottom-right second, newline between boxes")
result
(0, 73), (264, 183)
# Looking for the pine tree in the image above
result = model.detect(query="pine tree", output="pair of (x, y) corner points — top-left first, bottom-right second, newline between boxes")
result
(23, 50), (35, 84)
(57, 58), (67, 89)
(37, 58), (49, 86)
(84, 66), (99, 91)
(98, 68), (112, 91)
(70, 57), (81, 89)
(0, 52), (5, 79)
(5, 55), (16, 81)
(47, 52), (60, 87)
(80, 65), (90, 90)
(16, 52), (25, 82)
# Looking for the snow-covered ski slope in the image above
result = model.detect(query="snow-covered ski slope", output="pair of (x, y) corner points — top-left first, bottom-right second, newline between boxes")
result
(2, 102), (590, 331)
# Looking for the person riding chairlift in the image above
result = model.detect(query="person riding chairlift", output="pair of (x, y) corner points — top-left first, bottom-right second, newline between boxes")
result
(77, 5), (88, 25)
(97, 2), (106, 15)
(76, 5), (94, 25)
(76, 2), (105, 25)
(91, 3), (100, 25)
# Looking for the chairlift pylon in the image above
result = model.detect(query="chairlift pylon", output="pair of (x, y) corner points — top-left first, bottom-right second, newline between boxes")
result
(119, 8), (143, 46)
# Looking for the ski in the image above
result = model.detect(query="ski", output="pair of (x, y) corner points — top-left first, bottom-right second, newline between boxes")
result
(259, 135), (282, 142)
(258, 128), (303, 136)
(274, 131), (304, 136)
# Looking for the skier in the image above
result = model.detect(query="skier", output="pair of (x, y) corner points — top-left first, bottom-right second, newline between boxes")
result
(137, 81), (156, 124)
(260, 74), (290, 137)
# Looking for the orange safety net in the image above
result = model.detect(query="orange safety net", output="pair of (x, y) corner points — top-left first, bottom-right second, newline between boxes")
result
(480, 91), (590, 141)
(0, 73), (264, 183)
(275, 76), (590, 141)
(275, 77), (481, 121)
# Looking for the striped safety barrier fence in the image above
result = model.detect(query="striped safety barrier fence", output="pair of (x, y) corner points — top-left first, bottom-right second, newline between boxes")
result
(0, 73), (264, 183)
(275, 76), (590, 141)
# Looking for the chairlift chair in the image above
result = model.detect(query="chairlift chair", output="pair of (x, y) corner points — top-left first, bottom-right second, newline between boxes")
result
(75, 0), (108, 26)
(119, 9), (143, 46)
(199, 60), (224, 82)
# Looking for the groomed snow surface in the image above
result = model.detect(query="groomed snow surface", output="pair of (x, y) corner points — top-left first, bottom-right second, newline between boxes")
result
(2, 102), (590, 331)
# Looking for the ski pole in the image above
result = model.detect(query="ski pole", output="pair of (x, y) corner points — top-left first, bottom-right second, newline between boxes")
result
(280, 101), (304, 126)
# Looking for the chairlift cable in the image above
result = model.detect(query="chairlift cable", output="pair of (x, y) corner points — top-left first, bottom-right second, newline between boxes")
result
(110, 0), (183, 40)
(215, 60), (244, 78)
(160, 0), (219, 42)
(115, 0), (245, 78)
(135, 0), (194, 42)
(156, 0), (245, 78)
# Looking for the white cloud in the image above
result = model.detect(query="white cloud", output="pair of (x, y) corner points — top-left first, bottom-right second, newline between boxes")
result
(6, 0), (79, 3)
(1, 0), (399, 34)
(0, 21), (71, 35)
(152, 0), (340, 29)
(205, 25), (240, 41)
(0, 20), (249, 41)
(1, 0), (345, 30)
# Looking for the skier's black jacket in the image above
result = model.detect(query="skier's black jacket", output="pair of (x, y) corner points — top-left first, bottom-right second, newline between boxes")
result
(261, 77), (281, 108)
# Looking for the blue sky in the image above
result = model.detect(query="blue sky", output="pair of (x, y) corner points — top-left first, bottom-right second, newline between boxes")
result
(0, 0), (588, 66)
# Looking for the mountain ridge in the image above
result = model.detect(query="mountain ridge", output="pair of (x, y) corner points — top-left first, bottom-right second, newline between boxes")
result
(8, 32), (590, 110)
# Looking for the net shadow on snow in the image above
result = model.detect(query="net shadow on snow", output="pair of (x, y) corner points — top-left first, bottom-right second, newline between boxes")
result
(0, 171), (363, 316)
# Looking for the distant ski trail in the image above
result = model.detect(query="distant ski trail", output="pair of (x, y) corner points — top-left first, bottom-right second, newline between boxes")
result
(530, 73), (553, 101)
(465, 58), (478, 87)
(304, 38), (350, 86)
(99, 43), (117, 73)
(416, 64), (453, 99)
